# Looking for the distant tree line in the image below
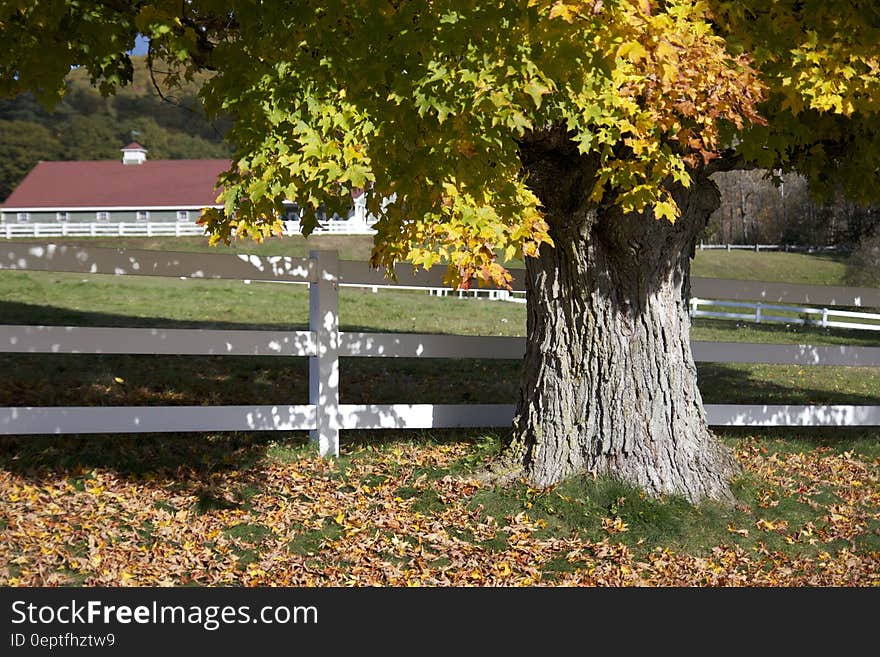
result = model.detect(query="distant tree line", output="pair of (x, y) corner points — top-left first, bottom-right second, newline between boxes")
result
(704, 169), (879, 248)
(703, 169), (880, 285)
(0, 56), (230, 200)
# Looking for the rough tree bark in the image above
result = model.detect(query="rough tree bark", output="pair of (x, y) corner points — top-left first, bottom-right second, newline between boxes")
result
(502, 131), (740, 503)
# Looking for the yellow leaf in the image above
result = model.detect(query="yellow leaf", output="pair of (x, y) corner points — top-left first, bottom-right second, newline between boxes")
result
(654, 40), (677, 62)
(334, 511), (345, 525)
(653, 200), (678, 223)
(548, 2), (577, 22)
(495, 561), (512, 576)
(661, 63), (678, 84)
(602, 517), (629, 533)
(113, 377), (125, 384)
(617, 40), (649, 63)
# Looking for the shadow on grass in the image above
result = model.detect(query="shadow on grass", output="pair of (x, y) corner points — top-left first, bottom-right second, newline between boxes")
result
(0, 427), (504, 485)
(0, 354), (520, 406)
(0, 431), (301, 483)
(0, 299), (303, 331)
(697, 362), (879, 405)
(0, 298), (511, 336)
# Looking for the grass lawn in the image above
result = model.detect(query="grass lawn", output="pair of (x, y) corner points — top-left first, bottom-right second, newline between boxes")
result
(0, 239), (877, 587)
(691, 249), (852, 286)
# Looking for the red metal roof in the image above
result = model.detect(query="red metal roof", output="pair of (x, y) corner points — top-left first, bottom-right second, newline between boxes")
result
(121, 142), (147, 151)
(2, 159), (231, 209)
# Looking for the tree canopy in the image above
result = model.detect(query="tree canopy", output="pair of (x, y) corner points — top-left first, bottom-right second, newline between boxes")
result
(4, 1), (876, 285)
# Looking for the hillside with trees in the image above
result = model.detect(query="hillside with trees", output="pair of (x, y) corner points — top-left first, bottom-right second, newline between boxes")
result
(0, 56), (230, 200)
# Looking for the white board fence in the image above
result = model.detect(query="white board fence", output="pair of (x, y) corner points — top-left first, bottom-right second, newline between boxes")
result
(0, 243), (877, 455)
(690, 298), (880, 332)
(0, 219), (378, 239)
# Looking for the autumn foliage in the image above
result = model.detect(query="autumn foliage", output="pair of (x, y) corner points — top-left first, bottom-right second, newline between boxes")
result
(1, 436), (877, 586)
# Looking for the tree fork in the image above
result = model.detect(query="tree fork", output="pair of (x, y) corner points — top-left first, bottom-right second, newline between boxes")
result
(504, 145), (740, 503)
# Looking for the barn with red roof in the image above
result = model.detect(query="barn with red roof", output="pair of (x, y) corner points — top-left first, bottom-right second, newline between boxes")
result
(0, 143), (230, 225)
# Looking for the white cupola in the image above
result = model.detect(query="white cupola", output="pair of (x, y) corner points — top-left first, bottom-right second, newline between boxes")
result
(121, 142), (148, 165)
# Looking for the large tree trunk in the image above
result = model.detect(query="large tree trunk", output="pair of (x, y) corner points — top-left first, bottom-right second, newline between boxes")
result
(504, 135), (740, 503)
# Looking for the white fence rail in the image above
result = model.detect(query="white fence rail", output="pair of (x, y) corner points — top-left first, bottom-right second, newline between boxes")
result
(0, 220), (377, 239)
(691, 298), (880, 332)
(0, 243), (877, 452)
(698, 242), (844, 253)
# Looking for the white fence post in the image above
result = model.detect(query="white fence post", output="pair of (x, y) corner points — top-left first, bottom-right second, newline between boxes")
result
(310, 250), (340, 457)
(755, 302), (762, 324)
(822, 307), (829, 328)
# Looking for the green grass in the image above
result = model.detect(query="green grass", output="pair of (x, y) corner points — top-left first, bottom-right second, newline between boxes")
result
(2, 269), (878, 342)
(691, 318), (880, 347)
(466, 472), (746, 558)
(697, 362), (879, 405)
(691, 250), (853, 286)
(223, 523), (272, 543)
(0, 270), (523, 335)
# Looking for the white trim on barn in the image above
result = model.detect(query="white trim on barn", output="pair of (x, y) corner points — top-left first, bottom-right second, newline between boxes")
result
(3, 205), (224, 213)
